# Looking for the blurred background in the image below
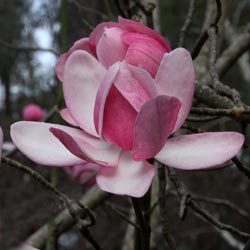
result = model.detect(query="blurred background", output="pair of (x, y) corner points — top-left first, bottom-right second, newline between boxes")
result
(0, 0), (250, 249)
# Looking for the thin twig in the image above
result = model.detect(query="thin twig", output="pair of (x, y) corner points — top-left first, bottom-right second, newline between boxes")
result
(182, 124), (204, 133)
(190, 193), (250, 223)
(190, 106), (249, 117)
(0, 38), (59, 56)
(178, 0), (196, 47)
(167, 168), (250, 240)
(2, 156), (63, 197)
(105, 203), (139, 229)
(232, 157), (250, 181)
(191, 0), (222, 59)
(189, 200), (250, 240)
(208, 26), (242, 105)
(187, 115), (219, 122)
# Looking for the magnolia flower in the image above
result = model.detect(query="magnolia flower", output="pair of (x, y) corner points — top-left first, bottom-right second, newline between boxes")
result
(22, 104), (44, 121)
(11, 19), (244, 197)
(56, 17), (171, 79)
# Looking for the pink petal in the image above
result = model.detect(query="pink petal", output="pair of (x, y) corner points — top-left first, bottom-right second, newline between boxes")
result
(63, 50), (106, 136)
(60, 108), (79, 127)
(56, 38), (93, 81)
(89, 22), (121, 55)
(96, 151), (155, 197)
(10, 122), (84, 166)
(122, 32), (167, 77)
(125, 42), (162, 77)
(102, 86), (137, 150)
(155, 132), (244, 170)
(132, 95), (181, 161)
(94, 62), (120, 135)
(118, 17), (171, 52)
(94, 62), (157, 136)
(65, 162), (100, 186)
(155, 48), (195, 132)
(50, 127), (122, 167)
(114, 62), (157, 111)
(96, 27), (128, 68)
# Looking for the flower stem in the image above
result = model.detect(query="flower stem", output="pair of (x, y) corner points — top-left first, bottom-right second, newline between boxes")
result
(131, 197), (151, 250)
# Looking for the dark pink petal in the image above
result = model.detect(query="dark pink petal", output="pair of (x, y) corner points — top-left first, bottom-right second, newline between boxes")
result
(63, 50), (106, 136)
(94, 62), (120, 135)
(102, 86), (137, 150)
(155, 48), (195, 132)
(96, 151), (155, 197)
(56, 38), (93, 81)
(118, 17), (171, 51)
(10, 122), (84, 166)
(89, 22), (121, 55)
(96, 27), (128, 68)
(155, 132), (245, 170)
(114, 62), (156, 111)
(132, 95), (181, 161)
(60, 108), (79, 127)
(50, 127), (122, 167)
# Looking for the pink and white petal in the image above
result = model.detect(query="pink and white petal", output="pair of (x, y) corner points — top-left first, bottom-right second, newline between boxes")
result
(0, 127), (3, 161)
(129, 65), (157, 97)
(118, 17), (171, 51)
(155, 48), (195, 132)
(155, 132), (245, 170)
(102, 86), (137, 150)
(89, 22), (121, 55)
(96, 27), (128, 68)
(94, 62), (120, 135)
(132, 96), (181, 161)
(63, 50), (106, 136)
(96, 151), (155, 197)
(60, 108), (79, 127)
(56, 38), (93, 81)
(50, 127), (122, 167)
(114, 62), (156, 111)
(10, 121), (84, 166)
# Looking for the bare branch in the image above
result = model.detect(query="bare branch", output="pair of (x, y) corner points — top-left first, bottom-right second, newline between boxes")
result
(178, 0), (196, 47)
(26, 187), (110, 249)
(0, 38), (59, 56)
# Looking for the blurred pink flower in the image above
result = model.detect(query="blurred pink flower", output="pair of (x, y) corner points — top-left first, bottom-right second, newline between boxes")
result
(11, 19), (244, 197)
(64, 163), (100, 187)
(22, 104), (44, 121)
